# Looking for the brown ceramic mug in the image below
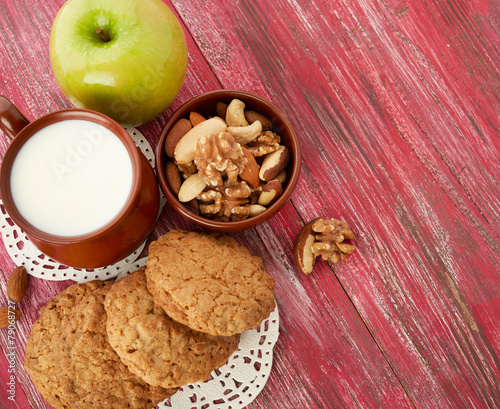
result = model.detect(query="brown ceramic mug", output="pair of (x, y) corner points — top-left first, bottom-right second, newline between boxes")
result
(0, 96), (159, 269)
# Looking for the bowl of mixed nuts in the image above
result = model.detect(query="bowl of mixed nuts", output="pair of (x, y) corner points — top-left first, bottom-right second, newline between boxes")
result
(156, 89), (301, 232)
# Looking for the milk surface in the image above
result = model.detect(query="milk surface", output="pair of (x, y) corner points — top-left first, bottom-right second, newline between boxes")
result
(10, 120), (134, 236)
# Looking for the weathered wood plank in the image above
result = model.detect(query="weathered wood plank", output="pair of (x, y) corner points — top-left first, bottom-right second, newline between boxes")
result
(0, 0), (223, 407)
(169, 0), (500, 407)
(0, 0), (416, 408)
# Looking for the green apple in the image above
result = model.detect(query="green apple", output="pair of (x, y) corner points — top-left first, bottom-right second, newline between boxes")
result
(50, 0), (188, 126)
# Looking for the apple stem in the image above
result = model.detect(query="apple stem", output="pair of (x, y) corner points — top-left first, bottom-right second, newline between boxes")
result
(96, 27), (110, 43)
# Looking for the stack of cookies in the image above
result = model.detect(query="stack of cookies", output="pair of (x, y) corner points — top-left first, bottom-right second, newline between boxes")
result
(24, 230), (276, 409)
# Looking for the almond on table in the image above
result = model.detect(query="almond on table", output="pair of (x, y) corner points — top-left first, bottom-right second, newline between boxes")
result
(7, 265), (28, 303)
(0, 307), (21, 328)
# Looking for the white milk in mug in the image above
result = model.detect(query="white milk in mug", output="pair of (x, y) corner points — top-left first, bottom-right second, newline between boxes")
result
(10, 119), (134, 236)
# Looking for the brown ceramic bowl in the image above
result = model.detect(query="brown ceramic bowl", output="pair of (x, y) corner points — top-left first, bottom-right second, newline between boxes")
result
(156, 89), (301, 232)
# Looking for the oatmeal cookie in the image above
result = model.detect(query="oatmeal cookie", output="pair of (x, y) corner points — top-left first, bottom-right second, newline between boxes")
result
(105, 268), (239, 388)
(24, 280), (176, 409)
(146, 229), (276, 336)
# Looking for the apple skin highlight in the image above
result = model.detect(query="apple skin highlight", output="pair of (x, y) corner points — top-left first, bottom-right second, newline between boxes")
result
(49, 0), (188, 126)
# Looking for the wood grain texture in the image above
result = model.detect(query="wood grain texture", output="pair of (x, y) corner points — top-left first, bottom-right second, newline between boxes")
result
(1, 0), (500, 408)
(170, 0), (500, 407)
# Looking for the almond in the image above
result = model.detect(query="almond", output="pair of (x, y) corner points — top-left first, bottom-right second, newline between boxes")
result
(245, 110), (273, 130)
(259, 145), (290, 181)
(185, 198), (199, 215)
(189, 112), (206, 127)
(165, 162), (182, 195)
(258, 180), (283, 206)
(7, 266), (28, 303)
(0, 307), (21, 328)
(293, 218), (320, 275)
(239, 148), (260, 188)
(216, 102), (228, 119)
(165, 118), (192, 158)
(178, 173), (207, 202)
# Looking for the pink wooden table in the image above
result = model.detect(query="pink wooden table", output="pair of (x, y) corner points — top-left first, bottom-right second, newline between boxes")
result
(1, 0), (500, 408)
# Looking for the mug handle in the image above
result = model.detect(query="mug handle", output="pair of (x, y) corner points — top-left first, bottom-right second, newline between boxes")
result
(0, 95), (30, 141)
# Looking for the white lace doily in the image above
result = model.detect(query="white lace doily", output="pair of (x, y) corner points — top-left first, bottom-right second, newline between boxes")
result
(0, 127), (164, 282)
(117, 258), (279, 409)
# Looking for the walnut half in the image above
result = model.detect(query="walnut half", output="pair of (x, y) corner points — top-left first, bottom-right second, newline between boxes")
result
(194, 131), (247, 187)
(311, 219), (355, 263)
(197, 180), (252, 221)
(245, 131), (281, 157)
(293, 217), (356, 274)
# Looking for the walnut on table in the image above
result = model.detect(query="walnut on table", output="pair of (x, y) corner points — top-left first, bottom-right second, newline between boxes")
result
(198, 180), (252, 221)
(293, 217), (356, 275)
(194, 131), (248, 187)
(311, 219), (356, 263)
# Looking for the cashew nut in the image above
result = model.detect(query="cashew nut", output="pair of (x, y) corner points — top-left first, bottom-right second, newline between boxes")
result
(226, 99), (249, 127)
(174, 117), (227, 164)
(227, 120), (262, 145)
